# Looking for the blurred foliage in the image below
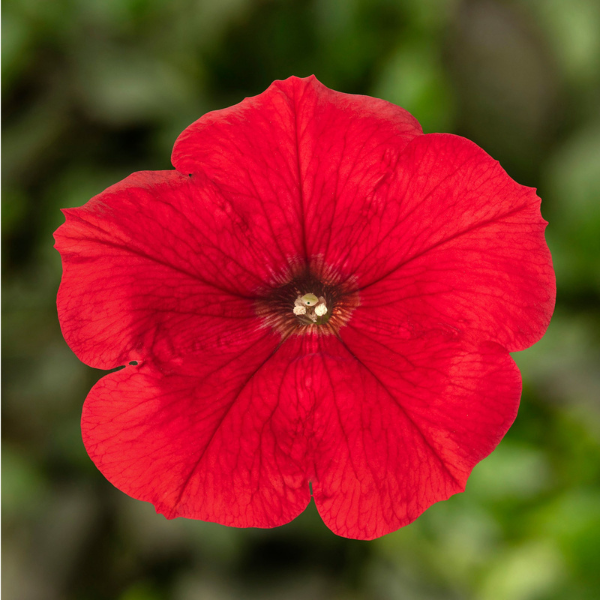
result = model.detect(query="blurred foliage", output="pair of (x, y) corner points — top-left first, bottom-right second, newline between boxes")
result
(2, 0), (600, 599)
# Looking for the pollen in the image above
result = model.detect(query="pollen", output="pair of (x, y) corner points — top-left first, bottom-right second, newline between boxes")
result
(314, 303), (327, 317)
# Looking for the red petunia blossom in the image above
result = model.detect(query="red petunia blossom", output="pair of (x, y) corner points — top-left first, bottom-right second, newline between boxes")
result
(55, 76), (555, 540)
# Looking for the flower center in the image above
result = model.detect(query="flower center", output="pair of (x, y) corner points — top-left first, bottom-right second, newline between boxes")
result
(254, 263), (360, 336)
(293, 293), (329, 324)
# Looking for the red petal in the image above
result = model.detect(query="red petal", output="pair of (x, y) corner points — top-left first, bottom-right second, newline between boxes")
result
(83, 326), (520, 538)
(172, 75), (422, 263)
(309, 331), (521, 540)
(82, 332), (312, 528)
(316, 134), (555, 351)
(54, 171), (293, 369)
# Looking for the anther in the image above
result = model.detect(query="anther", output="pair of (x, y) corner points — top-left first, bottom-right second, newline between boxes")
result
(315, 303), (327, 317)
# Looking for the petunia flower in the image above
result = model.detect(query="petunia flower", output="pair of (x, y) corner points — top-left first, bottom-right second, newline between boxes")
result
(55, 76), (555, 540)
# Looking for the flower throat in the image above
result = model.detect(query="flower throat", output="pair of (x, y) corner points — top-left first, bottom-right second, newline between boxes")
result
(255, 264), (359, 336)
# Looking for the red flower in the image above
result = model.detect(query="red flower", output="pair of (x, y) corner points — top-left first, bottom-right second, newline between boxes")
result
(55, 76), (555, 540)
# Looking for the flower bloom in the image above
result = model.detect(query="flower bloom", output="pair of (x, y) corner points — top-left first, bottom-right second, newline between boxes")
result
(55, 76), (555, 540)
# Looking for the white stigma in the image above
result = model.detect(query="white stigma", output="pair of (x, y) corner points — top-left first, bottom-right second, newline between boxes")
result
(301, 293), (319, 306)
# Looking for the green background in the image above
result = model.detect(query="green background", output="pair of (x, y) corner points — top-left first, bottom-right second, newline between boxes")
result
(3, 0), (600, 598)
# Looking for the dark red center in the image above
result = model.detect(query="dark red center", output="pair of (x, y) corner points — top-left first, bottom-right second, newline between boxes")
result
(255, 265), (360, 336)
